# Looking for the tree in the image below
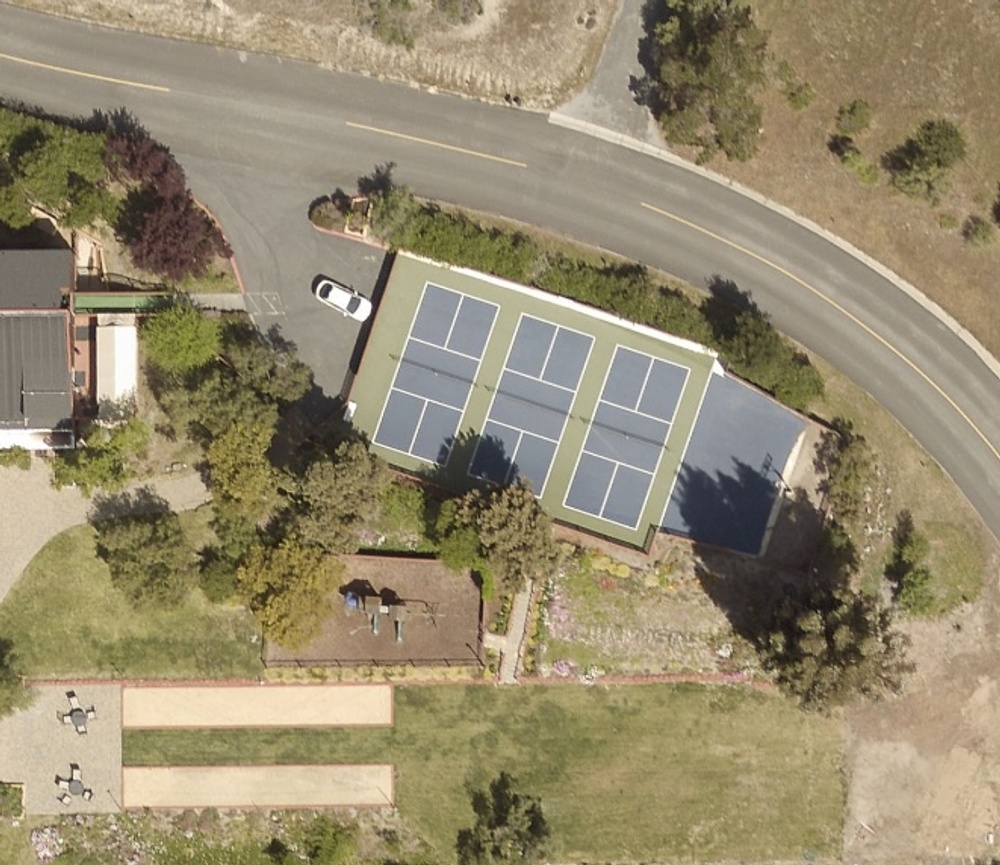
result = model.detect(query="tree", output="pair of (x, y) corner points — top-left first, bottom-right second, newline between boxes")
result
(219, 318), (312, 406)
(764, 579), (911, 708)
(51, 418), (150, 495)
(119, 189), (230, 281)
(237, 540), (345, 648)
(456, 480), (560, 593)
(94, 504), (196, 608)
(456, 772), (549, 865)
(815, 417), (874, 527)
(434, 498), (495, 597)
(649, 0), (769, 161)
(141, 300), (221, 376)
(290, 440), (391, 553)
(886, 118), (966, 202)
(886, 510), (935, 614)
(206, 420), (280, 522)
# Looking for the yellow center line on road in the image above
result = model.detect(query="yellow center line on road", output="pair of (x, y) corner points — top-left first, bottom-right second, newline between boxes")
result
(640, 199), (1000, 465)
(0, 51), (170, 92)
(346, 121), (527, 168)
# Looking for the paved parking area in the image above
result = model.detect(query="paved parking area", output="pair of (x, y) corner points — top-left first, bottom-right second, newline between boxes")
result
(0, 683), (122, 815)
(122, 683), (393, 728)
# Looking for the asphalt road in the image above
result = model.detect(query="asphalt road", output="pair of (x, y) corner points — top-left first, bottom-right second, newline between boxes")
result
(2, 5), (999, 538)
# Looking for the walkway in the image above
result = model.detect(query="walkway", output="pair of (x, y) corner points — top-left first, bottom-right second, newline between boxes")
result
(483, 581), (534, 685)
(0, 462), (210, 604)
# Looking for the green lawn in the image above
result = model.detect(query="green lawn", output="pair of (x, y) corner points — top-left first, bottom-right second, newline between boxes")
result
(0, 518), (262, 679)
(124, 684), (844, 862)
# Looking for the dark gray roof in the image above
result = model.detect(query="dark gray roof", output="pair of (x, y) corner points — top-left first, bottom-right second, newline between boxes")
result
(662, 374), (806, 555)
(0, 249), (73, 310)
(0, 313), (73, 430)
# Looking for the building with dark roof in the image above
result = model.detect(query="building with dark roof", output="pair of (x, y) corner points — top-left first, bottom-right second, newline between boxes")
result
(0, 249), (72, 310)
(0, 248), (75, 449)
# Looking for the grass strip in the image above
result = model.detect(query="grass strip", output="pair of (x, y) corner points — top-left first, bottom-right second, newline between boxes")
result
(124, 683), (843, 862)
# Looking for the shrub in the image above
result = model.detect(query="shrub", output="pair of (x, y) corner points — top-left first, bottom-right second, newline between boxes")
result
(886, 118), (966, 203)
(437, 0), (483, 23)
(51, 418), (150, 495)
(103, 131), (187, 197)
(835, 99), (873, 136)
(141, 300), (221, 376)
(0, 446), (31, 470)
(777, 64), (813, 111)
(94, 506), (196, 608)
(840, 147), (880, 185)
(962, 214), (996, 247)
(119, 191), (230, 281)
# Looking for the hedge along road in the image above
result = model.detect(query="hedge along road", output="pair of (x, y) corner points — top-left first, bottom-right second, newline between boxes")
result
(2, 7), (999, 539)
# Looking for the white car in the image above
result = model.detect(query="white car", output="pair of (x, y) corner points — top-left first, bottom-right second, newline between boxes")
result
(314, 277), (372, 322)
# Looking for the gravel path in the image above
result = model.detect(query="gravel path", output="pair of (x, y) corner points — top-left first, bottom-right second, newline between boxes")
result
(0, 461), (210, 604)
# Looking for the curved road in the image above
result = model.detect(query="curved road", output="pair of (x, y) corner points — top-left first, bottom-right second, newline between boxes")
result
(2, 6), (999, 538)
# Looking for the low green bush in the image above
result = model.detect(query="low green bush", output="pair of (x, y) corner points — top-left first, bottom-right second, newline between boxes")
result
(0, 446), (31, 471)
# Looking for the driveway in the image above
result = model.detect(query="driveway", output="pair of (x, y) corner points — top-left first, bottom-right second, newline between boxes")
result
(0, 462), (210, 604)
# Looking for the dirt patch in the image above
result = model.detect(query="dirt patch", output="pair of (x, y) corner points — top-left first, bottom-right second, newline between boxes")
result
(845, 561), (1000, 862)
(264, 554), (483, 667)
(13, 0), (617, 108)
(703, 0), (1000, 360)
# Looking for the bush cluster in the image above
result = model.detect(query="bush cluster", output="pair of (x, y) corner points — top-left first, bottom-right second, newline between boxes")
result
(370, 183), (823, 411)
(106, 127), (231, 281)
(0, 106), (117, 229)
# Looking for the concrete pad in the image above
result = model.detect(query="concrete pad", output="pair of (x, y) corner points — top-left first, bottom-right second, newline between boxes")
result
(0, 683), (122, 815)
(122, 764), (394, 809)
(121, 683), (392, 729)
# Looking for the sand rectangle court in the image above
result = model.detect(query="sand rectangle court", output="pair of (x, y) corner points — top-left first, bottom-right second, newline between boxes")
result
(374, 284), (498, 463)
(470, 315), (592, 490)
(122, 765), (394, 809)
(121, 684), (393, 729)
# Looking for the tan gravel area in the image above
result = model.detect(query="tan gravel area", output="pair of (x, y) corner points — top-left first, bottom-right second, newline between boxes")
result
(122, 764), (394, 809)
(121, 683), (393, 728)
(0, 682), (122, 815)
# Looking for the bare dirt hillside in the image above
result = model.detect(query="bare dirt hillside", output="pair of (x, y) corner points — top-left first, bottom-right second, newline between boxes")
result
(14, 0), (616, 107)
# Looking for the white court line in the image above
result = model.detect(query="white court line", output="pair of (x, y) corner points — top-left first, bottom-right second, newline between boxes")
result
(373, 282), (499, 466)
(410, 334), (483, 362)
(470, 313), (595, 497)
(563, 344), (681, 530)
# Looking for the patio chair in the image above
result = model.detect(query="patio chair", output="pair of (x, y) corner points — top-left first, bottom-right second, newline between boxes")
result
(54, 776), (69, 790)
(57, 793), (71, 806)
(81, 789), (93, 801)
(57, 710), (73, 725)
(70, 764), (82, 782)
(66, 691), (81, 711)
(85, 706), (97, 720)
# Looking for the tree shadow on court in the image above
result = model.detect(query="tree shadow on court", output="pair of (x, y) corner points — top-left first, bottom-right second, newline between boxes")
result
(417, 428), (515, 496)
(672, 460), (814, 645)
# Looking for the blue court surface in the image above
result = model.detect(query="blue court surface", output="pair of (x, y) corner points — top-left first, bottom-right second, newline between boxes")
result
(565, 347), (690, 528)
(469, 315), (593, 492)
(661, 374), (806, 555)
(373, 284), (498, 463)
(353, 253), (810, 553)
